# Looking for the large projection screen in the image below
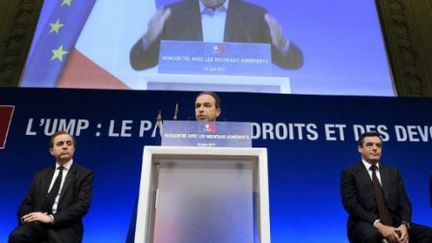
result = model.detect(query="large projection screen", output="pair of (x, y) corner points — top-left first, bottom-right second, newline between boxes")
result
(20, 0), (395, 96)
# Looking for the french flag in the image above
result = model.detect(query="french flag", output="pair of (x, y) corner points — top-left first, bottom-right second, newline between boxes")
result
(213, 44), (226, 55)
(204, 122), (217, 133)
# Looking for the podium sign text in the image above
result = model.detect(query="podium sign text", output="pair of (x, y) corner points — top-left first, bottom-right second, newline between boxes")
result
(158, 40), (272, 76)
(161, 120), (252, 147)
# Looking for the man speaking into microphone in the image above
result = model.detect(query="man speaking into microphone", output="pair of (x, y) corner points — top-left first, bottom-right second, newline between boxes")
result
(195, 91), (221, 122)
(130, 0), (303, 70)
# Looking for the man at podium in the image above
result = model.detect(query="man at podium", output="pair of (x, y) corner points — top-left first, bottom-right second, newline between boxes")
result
(195, 91), (221, 121)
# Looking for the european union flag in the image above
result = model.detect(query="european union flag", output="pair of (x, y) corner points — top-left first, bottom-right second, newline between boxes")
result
(21, 0), (96, 87)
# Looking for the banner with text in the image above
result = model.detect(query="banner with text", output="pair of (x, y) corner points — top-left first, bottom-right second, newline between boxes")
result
(0, 88), (431, 243)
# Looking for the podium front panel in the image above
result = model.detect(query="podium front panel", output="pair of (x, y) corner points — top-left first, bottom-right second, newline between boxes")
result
(154, 159), (254, 243)
(134, 146), (270, 243)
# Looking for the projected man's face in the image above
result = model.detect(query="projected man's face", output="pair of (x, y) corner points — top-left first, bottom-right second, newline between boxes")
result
(200, 0), (226, 8)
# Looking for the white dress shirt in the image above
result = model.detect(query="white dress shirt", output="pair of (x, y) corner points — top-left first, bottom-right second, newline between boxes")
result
(362, 159), (383, 185)
(199, 0), (230, 42)
(48, 160), (73, 214)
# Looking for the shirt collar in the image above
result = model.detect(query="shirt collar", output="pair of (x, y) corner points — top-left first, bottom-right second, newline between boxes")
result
(199, 0), (229, 13)
(56, 159), (73, 170)
(362, 159), (380, 171)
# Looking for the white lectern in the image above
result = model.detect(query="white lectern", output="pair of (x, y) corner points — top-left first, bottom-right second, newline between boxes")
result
(134, 146), (270, 243)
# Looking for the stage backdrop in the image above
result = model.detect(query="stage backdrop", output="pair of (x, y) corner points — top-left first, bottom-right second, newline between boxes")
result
(1, 88), (431, 242)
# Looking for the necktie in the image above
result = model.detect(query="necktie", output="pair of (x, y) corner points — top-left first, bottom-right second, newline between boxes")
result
(370, 165), (393, 225)
(41, 166), (64, 214)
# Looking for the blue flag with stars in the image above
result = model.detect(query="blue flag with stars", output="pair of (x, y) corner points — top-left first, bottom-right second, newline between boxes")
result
(21, 0), (96, 87)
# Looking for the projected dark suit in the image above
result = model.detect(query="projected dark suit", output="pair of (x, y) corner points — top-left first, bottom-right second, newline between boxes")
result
(130, 0), (303, 70)
(341, 162), (432, 243)
(10, 164), (93, 243)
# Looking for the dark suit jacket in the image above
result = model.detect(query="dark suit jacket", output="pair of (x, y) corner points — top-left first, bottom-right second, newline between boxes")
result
(130, 0), (303, 70)
(18, 163), (93, 243)
(340, 162), (412, 237)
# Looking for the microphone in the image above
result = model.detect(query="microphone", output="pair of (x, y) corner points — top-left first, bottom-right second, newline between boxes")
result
(156, 110), (162, 123)
(152, 110), (163, 138)
(173, 103), (179, 120)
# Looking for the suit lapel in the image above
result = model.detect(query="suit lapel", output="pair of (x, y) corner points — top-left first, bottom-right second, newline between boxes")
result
(357, 163), (372, 186)
(356, 162), (375, 199)
(224, 0), (245, 42)
(177, 1), (202, 41)
(59, 164), (76, 201)
(41, 167), (56, 194)
(379, 165), (391, 201)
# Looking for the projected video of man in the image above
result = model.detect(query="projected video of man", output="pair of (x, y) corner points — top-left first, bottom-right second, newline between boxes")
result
(130, 0), (303, 70)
